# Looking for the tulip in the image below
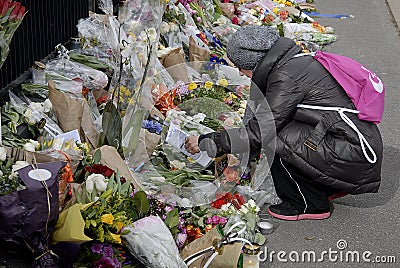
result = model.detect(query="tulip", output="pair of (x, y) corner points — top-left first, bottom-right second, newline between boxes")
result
(15, 4), (24, 20)
(0, 0), (11, 17)
(9, 2), (20, 21)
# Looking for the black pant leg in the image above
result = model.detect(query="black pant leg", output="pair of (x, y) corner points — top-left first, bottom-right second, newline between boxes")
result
(270, 156), (331, 213)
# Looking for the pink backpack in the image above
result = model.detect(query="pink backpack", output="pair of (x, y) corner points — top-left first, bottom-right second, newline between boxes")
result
(295, 51), (384, 164)
(312, 50), (385, 124)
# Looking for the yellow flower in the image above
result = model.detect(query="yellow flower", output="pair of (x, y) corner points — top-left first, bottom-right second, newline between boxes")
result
(109, 232), (122, 244)
(272, 7), (280, 14)
(114, 221), (124, 231)
(205, 81), (213, 89)
(101, 214), (114, 225)
(217, 78), (228, 87)
(285, 1), (293, 6)
(188, 82), (198, 91)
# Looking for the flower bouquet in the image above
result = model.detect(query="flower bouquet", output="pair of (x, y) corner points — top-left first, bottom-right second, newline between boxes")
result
(124, 215), (188, 268)
(0, 0), (27, 68)
(0, 145), (66, 267)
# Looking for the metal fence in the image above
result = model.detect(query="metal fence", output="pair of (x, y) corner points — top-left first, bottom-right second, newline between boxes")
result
(0, 0), (89, 94)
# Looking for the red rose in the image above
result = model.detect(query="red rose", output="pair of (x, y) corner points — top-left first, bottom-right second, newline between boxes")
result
(231, 16), (239, 25)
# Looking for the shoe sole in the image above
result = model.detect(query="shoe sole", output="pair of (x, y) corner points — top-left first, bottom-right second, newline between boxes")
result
(267, 208), (331, 221)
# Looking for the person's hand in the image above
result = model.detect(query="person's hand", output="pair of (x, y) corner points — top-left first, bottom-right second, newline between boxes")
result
(185, 136), (200, 154)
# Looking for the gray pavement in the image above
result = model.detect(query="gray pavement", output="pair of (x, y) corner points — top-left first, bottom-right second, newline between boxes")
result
(263, 0), (400, 267)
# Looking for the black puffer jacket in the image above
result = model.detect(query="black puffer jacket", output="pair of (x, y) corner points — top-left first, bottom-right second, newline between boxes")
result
(200, 37), (383, 194)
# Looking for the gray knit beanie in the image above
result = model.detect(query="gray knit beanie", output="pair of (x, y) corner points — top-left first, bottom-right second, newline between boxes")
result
(226, 25), (280, 70)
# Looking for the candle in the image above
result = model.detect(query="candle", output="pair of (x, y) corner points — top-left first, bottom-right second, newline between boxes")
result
(243, 244), (260, 268)
(258, 220), (274, 235)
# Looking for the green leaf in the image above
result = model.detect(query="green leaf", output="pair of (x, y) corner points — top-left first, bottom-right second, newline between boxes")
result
(100, 188), (113, 199)
(116, 171), (122, 191)
(122, 108), (144, 157)
(132, 191), (150, 215)
(164, 208), (179, 229)
(198, 217), (204, 228)
(106, 173), (115, 190)
(93, 150), (102, 164)
(99, 102), (122, 150)
(120, 229), (130, 236)
(90, 219), (97, 227)
(120, 181), (131, 195)
(254, 232), (267, 245)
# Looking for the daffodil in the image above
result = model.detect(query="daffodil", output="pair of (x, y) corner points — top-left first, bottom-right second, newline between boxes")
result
(217, 78), (229, 87)
(109, 232), (122, 244)
(101, 214), (114, 225)
(188, 82), (198, 91)
(114, 221), (124, 231)
(205, 81), (213, 89)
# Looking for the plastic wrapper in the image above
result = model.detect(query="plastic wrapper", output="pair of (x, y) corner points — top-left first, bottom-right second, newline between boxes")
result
(211, 23), (240, 46)
(124, 215), (188, 268)
(45, 71), (84, 97)
(77, 13), (120, 65)
(8, 91), (64, 138)
(46, 52), (109, 91)
(0, 161), (66, 267)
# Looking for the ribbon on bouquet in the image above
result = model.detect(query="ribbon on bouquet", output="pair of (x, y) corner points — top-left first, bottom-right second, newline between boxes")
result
(183, 222), (252, 268)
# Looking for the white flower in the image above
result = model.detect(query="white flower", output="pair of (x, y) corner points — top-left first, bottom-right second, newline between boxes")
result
(157, 46), (175, 58)
(249, 9), (257, 16)
(42, 99), (53, 113)
(170, 160), (186, 169)
(23, 140), (39, 152)
(29, 102), (44, 113)
(140, 28), (157, 43)
(0, 170), (3, 177)
(12, 160), (30, 172)
(169, 22), (179, 32)
(239, 205), (249, 214)
(86, 173), (108, 193)
(85, 177), (94, 194)
(0, 147), (7, 161)
(221, 203), (231, 212)
(160, 21), (170, 34)
(240, 100), (247, 109)
(248, 199), (257, 208)
(24, 108), (37, 125)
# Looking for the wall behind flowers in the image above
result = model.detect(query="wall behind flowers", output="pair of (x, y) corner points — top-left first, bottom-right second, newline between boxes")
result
(0, 0), (89, 96)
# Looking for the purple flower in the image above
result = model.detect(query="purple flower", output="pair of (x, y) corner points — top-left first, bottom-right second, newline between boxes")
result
(176, 233), (188, 249)
(211, 215), (220, 225)
(102, 244), (114, 258)
(205, 218), (212, 225)
(164, 205), (174, 213)
(91, 243), (103, 254)
(94, 256), (121, 268)
(176, 85), (189, 96)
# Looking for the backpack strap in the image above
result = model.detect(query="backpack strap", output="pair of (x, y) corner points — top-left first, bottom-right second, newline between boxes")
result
(297, 104), (377, 164)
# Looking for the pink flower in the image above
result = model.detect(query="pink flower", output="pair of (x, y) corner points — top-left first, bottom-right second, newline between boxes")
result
(176, 233), (187, 249)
